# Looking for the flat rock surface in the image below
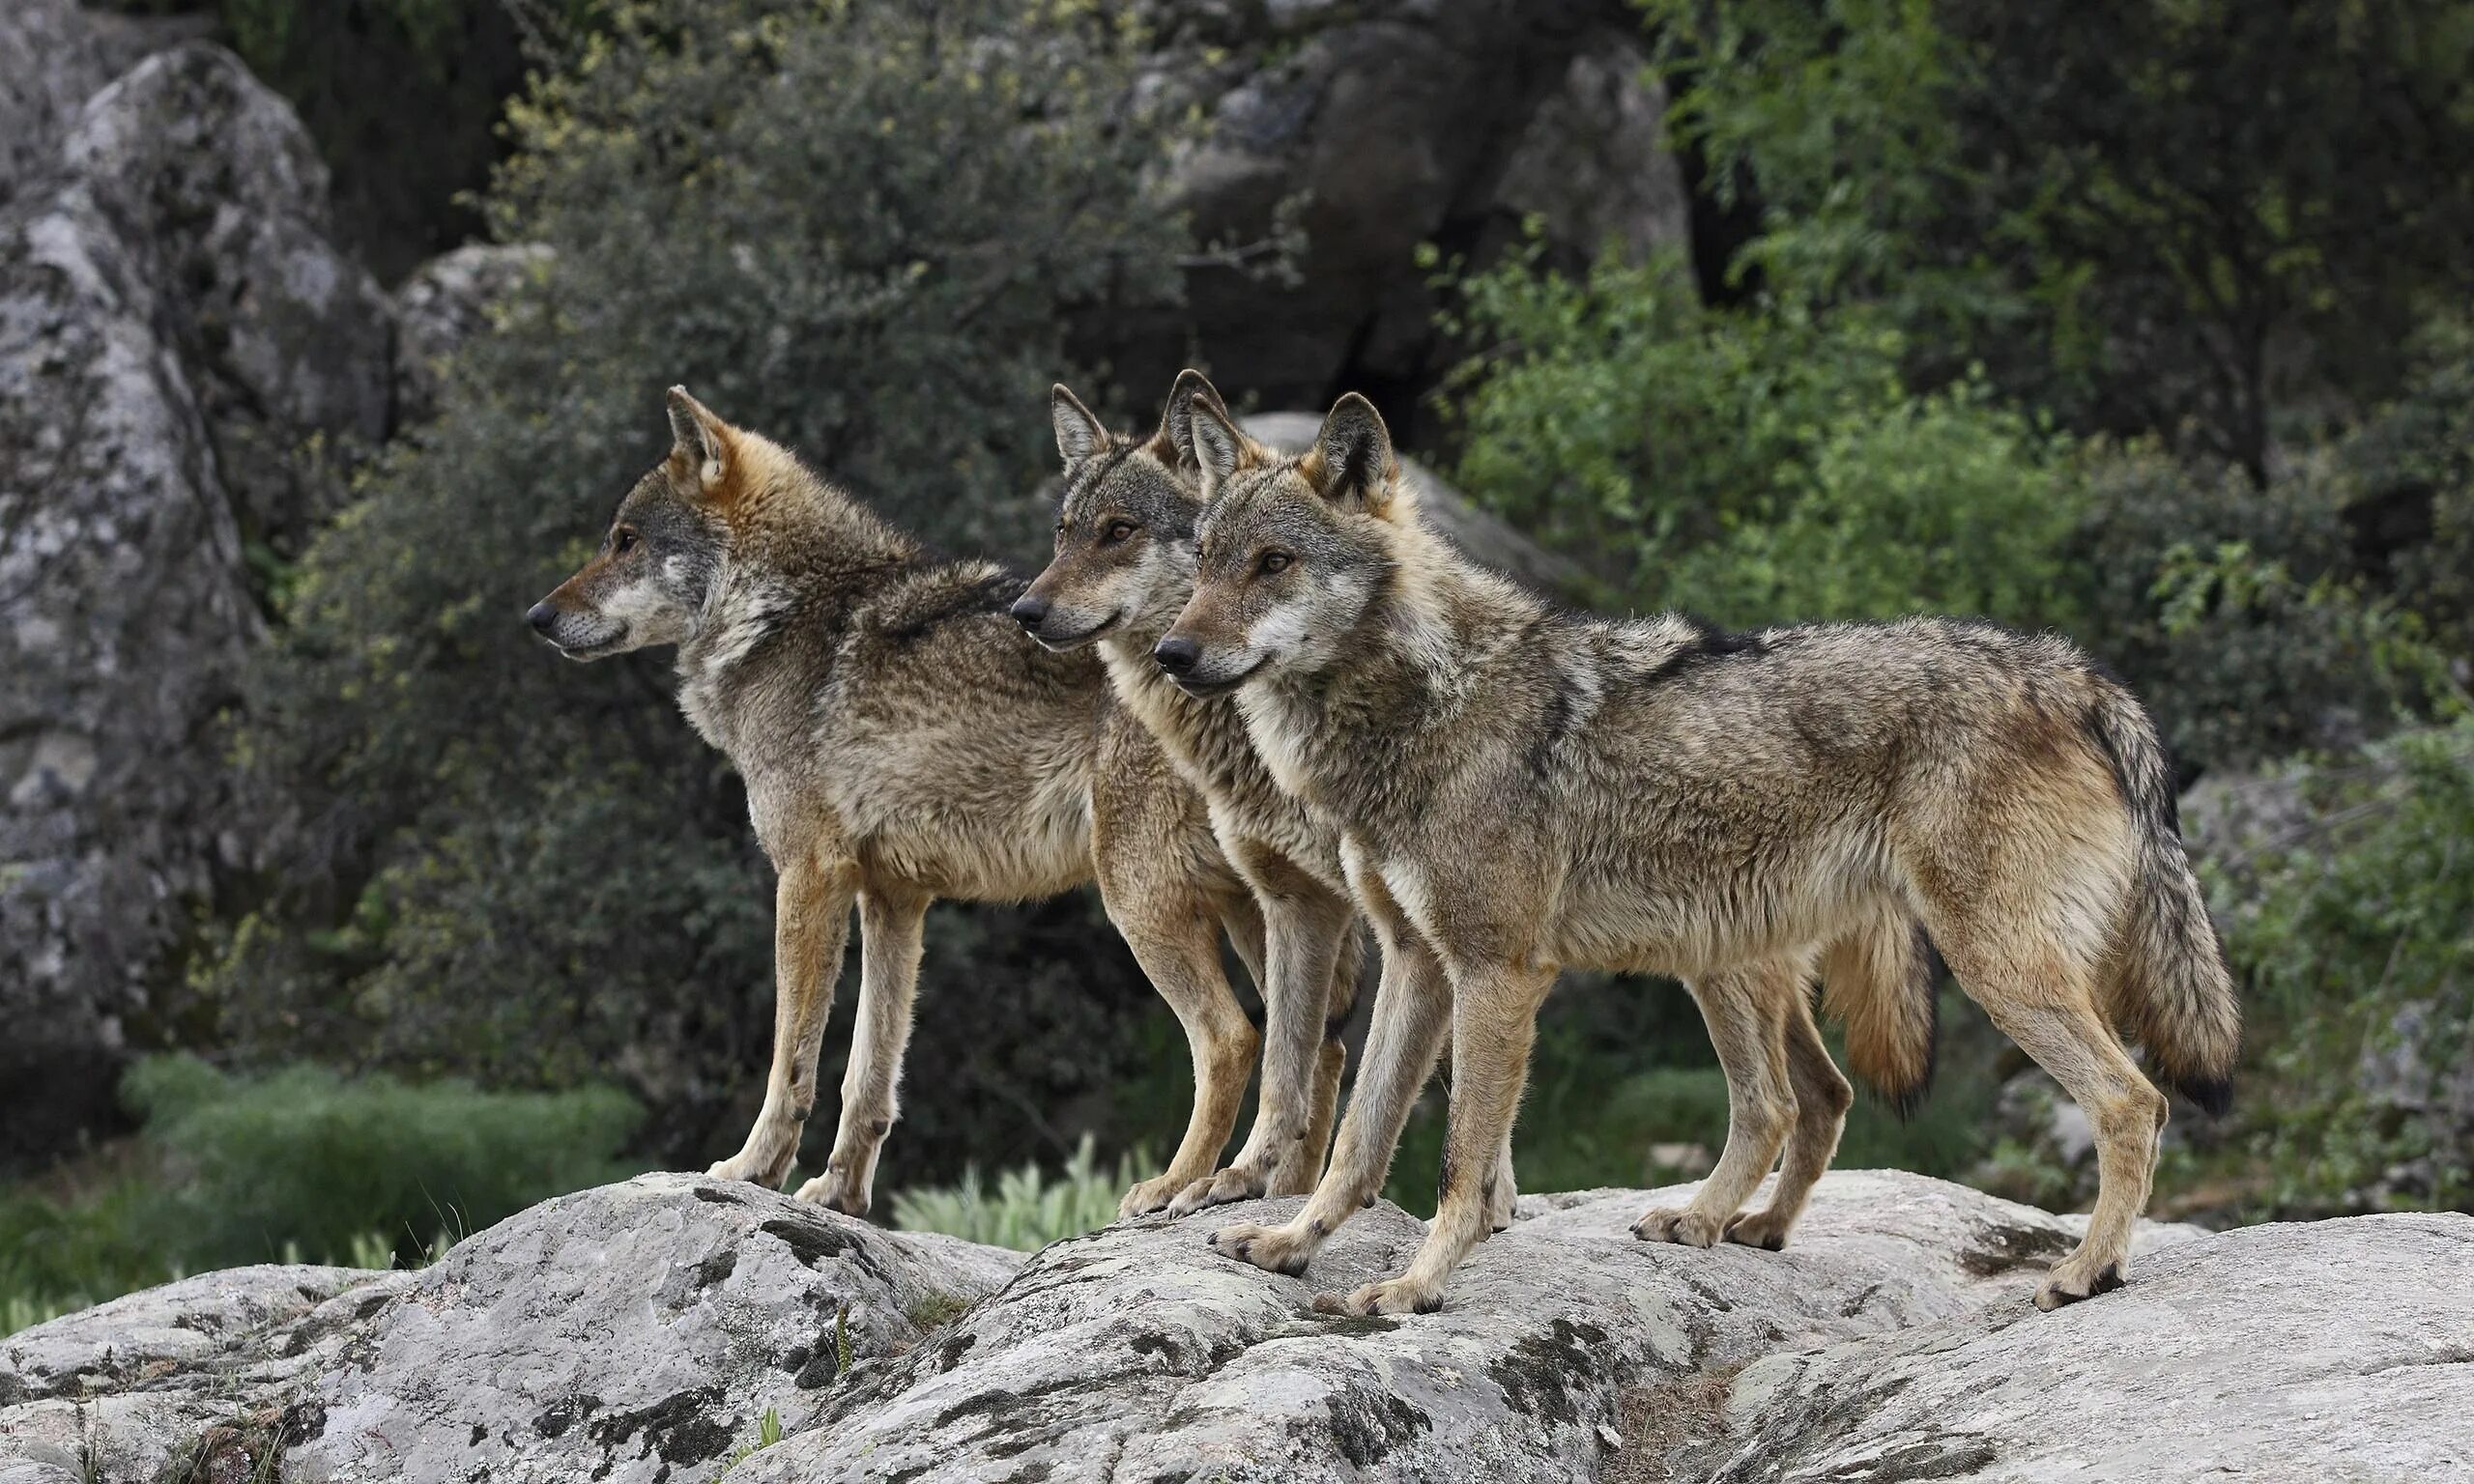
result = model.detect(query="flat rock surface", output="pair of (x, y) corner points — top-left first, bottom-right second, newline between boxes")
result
(4, 1170), (2464, 1482)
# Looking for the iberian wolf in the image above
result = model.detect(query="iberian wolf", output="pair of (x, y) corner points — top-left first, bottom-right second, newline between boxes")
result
(527, 388), (1274, 1217)
(1162, 392), (2239, 1316)
(1014, 374), (1400, 1216)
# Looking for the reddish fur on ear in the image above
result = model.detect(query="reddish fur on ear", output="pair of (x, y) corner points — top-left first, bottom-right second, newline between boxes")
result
(666, 386), (739, 498)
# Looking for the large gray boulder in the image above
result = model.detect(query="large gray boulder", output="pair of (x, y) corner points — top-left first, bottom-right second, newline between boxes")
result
(1109, 1), (1692, 419)
(0, 41), (393, 1165)
(12, 1169), (2460, 1482)
(388, 243), (550, 424)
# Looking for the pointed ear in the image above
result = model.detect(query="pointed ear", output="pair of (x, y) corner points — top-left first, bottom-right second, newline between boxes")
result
(1186, 394), (1259, 498)
(1050, 384), (1108, 466)
(1301, 393), (1400, 515)
(1160, 368), (1231, 472)
(666, 385), (734, 492)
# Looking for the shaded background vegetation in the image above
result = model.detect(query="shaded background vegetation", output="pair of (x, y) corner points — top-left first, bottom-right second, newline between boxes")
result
(9, 0), (2471, 1328)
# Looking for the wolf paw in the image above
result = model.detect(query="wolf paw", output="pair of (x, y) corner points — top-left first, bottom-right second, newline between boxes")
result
(2033, 1252), (2126, 1311)
(1118, 1171), (1191, 1218)
(792, 1172), (872, 1219)
(705, 1147), (794, 1190)
(1315, 1275), (1442, 1317)
(1630, 1206), (1723, 1247)
(1165, 1162), (1269, 1218)
(1207, 1219), (1314, 1277)
(1721, 1208), (1795, 1251)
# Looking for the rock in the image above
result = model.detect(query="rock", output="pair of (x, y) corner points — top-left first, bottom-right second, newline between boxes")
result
(0, 41), (394, 1165)
(6, 1173), (2462, 1482)
(0, 1175), (1022, 1483)
(1107, 2), (1694, 425)
(388, 243), (550, 424)
(0, 0), (204, 207)
(1674, 1213), (2474, 1483)
(1242, 411), (1586, 596)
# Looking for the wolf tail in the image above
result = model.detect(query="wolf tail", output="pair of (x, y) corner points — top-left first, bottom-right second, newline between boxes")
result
(1819, 903), (1939, 1118)
(2082, 679), (2241, 1114)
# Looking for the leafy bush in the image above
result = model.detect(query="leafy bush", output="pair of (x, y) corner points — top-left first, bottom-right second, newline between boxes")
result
(1437, 246), (2086, 632)
(889, 1134), (1138, 1251)
(2201, 721), (2474, 1215)
(213, 0), (1194, 1180)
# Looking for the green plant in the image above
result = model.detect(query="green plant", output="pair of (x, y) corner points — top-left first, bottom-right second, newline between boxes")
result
(1437, 243), (2087, 632)
(726, 1406), (785, 1468)
(888, 1134), (1140, 1250)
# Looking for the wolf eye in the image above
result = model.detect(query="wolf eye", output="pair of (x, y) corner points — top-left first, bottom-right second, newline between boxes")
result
(1257, 550), (1291, 576)
(614, 528), (639, 554)
(1101, 519), (1138, 545)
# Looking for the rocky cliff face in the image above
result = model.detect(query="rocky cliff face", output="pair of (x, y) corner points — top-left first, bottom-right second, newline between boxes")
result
(1105, 0), (1692, 428)
(3, 1171), (2464, 1483)
(0, 17), (542, 1165)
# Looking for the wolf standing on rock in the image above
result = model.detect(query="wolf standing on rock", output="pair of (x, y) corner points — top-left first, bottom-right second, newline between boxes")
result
(1164, 390), (2241, 1317)
(1016, 373), (1510, 1220)
(526, 388), (1281, 1218)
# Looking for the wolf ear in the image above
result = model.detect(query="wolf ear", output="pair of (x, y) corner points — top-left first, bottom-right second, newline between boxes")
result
(666, 386), (734, 492)
(1160, 368), (1231, 473)
(1302, 393), (1400, 516)
(1186, 394), (1260, 498)
(1050, 384), (1108, 466)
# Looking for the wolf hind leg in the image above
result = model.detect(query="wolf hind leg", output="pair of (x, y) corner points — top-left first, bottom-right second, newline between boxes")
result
(1937, 921), (2167, 1308)
(1723, 986), (1852, 1250)
(1633, 962), (1798, 1248)
(709, 854), (860, 1189)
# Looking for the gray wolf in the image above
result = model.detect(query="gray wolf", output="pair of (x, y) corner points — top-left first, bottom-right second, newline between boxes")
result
(526, 387), (1272, 1217)
(1161, 391), (2240, 1315)
(1015, 373), (1432, 1216)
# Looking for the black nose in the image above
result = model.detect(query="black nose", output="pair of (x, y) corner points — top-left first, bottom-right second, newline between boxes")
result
(1154, 636), (1199, 675)
(526, 601), (558, 633)
(1009, 595), (1049, 631)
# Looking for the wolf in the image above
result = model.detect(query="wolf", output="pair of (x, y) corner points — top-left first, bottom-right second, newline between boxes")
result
(1160, 391), (2241, 1317)
(1014, 373), (1454, 1217)
(527, 387), (1276, 1218)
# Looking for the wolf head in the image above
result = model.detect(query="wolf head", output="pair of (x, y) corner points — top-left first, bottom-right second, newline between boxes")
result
(1011, 371), (1258, 652)
(525, 387), (752, 661)
(1155, 391), (1411, 697)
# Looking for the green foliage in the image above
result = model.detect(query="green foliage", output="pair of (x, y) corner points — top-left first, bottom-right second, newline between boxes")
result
(129, 1056), (641, 1268)
(1, 1059), (625, 1335)
(216, 0), (1193, 1178)
(889, 1134), (1138, 1250)
(1439, 246), (2086, 631)
(1648, 0), (2474, 479)
(726, 1407), (786, 1468)
(2207, 721), (2474, 1214)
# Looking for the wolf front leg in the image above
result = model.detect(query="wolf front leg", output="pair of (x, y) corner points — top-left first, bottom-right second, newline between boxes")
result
(796, 881), (932, 1217)
(708, 853), (860, 1188)
(1210, 873), (1452, 1276)
(1167, 864), (1356, 1214)
(1329, 956), (1556, 1316)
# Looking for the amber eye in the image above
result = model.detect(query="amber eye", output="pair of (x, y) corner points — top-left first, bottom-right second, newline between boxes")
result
(1101, 519), (1138, 545)
(1257, 550), (1291, 576)
(614, 528), (639, 555)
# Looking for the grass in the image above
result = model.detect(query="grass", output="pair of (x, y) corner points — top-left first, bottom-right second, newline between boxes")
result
(888, 1133), (1139, 1250)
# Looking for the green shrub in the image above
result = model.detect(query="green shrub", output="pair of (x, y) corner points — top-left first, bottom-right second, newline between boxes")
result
(889, 1134), (1137, 1251)
(213, 0), (1194, 1181)
(2204, 720), (2474, 1215)
(1437, 246), (2086, 633)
